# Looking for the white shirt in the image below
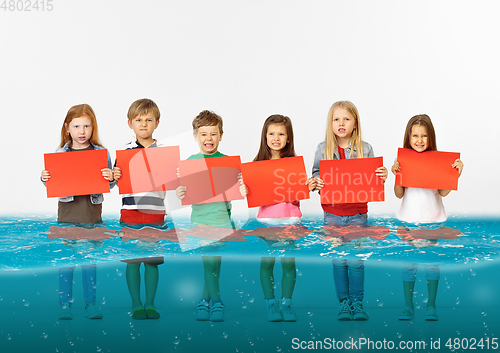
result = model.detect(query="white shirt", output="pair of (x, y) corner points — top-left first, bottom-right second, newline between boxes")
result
(397, 187), (447, 223)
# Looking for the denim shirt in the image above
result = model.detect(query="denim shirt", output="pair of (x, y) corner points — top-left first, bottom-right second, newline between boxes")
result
(44, 142), (116, 204)
(312, 140), (374, 178)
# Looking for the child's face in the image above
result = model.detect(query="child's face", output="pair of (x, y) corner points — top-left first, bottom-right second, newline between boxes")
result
(128, 112), (159, 143)
(266, 123), (288, 156)
(65, 116), (93, 149)
(332, 108), (356, 139)
(194, 125), (222, 154)
(409, 125), (429, 152)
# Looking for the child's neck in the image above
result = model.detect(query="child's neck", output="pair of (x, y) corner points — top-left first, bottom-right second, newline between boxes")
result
(270, 150), (281, 159)
(137, 136), (155, 148)
(70, 141), (90, 150)
(336, 135), (351, 149)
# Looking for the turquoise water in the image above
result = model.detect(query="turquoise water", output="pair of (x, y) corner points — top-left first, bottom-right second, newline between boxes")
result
(0, 215), (499, 270)
(0, 215), (499, 352)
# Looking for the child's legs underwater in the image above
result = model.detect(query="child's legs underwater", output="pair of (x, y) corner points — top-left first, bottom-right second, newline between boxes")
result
(201, 256), (222, 301)
(325, 212), (368, 302)
(59, 267), (75, 306)
(258, 219), (299, 300)
(59, 264), (97, 306)
(81, 264), (97, 306)
(402, 263), (440, 308)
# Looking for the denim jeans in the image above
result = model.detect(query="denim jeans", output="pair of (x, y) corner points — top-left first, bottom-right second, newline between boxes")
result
(324, 212), (367, 302)
(402, 262), (440, 281)
(59, 264), (97, 306)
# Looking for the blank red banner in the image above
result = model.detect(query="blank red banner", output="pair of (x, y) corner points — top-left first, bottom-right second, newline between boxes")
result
(44, 149), (110, 198)
(116, 146), (180, 194)
(395, 148), (460, 190)
(240, 156), (310, 208)
(179, 156), (243, 205)
(320, 157), (384, 204)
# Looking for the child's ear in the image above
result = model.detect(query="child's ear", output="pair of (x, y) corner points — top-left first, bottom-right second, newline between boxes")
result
(155, 119), (160, 129)
(127, 120), (133, 129)
(219, 131), (223, 140)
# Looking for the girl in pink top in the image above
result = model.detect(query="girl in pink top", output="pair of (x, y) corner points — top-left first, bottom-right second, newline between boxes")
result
(240, 115), (316, 322)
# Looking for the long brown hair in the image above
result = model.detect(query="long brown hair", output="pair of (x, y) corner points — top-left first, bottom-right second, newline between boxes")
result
(324, 101), (363, 159)
(403, 114), (437, 151)
(59, 104), (103, 148)
(254, 114), (296, 161)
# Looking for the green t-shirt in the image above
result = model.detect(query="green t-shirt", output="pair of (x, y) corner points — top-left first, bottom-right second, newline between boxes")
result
(188, 151), (233, 227)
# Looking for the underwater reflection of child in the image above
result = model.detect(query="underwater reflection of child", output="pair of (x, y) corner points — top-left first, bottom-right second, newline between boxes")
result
(240, 115), (316, 322)
(41, 104), (115, 320)
(392, 114), (464, 321)
(312, 101), (388, 321)
(113, 99), (165, 320)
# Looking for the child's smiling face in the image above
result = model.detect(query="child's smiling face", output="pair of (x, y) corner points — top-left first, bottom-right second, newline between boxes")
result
(65, 116), (93, 149)
(409, 125), (429, 152)
(194, 125), (222, 154)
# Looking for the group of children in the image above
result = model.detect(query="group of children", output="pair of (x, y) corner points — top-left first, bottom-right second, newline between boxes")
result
(41, 99), (463, 323)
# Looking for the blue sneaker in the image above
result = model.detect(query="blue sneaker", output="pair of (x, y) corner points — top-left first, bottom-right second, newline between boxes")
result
(398, 306), (415, 320)
(266, 299), (283, 322)
(425, 307), (439, 321)
(337, 299), (352, 321)
(351, 301), (369, 321)
(196, 301), (210, 321)
(210, 302), (225, 322)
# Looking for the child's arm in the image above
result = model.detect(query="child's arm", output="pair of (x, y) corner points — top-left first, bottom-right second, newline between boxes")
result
(439, 158), (464, 197)
(391, 160), (405, 198)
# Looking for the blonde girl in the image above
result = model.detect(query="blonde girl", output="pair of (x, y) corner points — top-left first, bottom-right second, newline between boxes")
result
(392, 114), (463, 321)
(41, 104), (115, 320)
(312, 101), (387, 321)
(240, 114), (316, 322)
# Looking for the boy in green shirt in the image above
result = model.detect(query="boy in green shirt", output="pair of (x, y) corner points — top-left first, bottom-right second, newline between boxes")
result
(176, 110), (233, 322)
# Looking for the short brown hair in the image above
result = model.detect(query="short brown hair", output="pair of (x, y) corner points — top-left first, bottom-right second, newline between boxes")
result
(192, 110), (223, 134)
(403, 114), (437, 151)
(127, 99), (160, 122)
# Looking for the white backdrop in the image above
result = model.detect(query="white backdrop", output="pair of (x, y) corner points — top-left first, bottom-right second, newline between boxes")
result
(1, 0), (498, 217)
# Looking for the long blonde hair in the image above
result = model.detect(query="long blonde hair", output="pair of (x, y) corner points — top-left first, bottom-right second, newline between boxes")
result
(324, 101), (363, 160)
(59, 104), (104, 148)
